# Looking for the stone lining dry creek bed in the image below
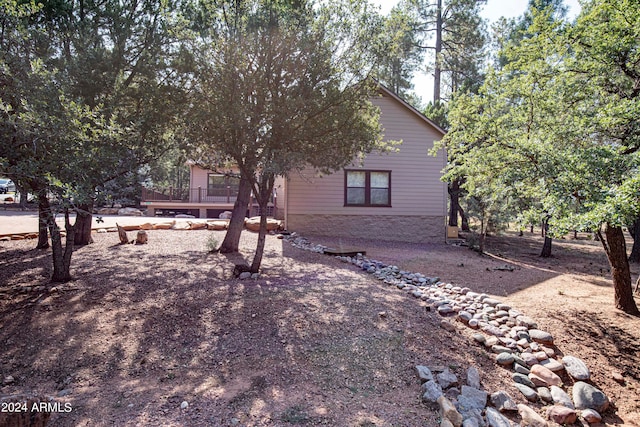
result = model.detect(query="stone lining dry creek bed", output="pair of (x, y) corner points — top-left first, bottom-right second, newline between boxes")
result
(287, 234), (617, 427)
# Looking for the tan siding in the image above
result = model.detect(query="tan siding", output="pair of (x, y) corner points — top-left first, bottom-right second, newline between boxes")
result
(287, 93), (446, 219)
(191, 166), (210, 190)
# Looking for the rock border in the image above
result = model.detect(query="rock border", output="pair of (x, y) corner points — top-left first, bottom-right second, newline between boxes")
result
(285, 233), (612, 427)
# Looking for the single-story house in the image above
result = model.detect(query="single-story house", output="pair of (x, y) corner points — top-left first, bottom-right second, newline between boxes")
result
(141, 85), (447, 242)
(284, 85), (447, 243)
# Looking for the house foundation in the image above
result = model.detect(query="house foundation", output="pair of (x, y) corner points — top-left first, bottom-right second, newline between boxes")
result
(286, 214), (445, 243)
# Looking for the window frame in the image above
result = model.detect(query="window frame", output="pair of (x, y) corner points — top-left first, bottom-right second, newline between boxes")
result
(344, 169), (392, 207)
(207, 173), (239, 197)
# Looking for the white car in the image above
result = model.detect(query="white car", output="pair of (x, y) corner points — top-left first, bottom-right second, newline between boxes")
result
(0, 178), (16, 194)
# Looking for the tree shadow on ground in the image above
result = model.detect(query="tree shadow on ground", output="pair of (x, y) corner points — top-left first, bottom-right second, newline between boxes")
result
(0, 231), (496, 426)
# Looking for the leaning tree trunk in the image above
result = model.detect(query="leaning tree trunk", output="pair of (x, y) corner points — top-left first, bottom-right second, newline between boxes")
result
(36, 189), (50, 249)
(250, 207), (269, 274)
(628, 218), (640, 263)
(540, 216), (552, 258)
(599, 223), (640, 315)
(74, 201), (94, 246)
(219, 177), (252, 254)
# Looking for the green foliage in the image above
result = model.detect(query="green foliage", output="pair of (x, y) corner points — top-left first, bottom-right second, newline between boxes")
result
(423, 101), (449, 130)
(205, 234), (219, 253)
(373, 1), (424, 99)
(439, 0), (640, 247)
(187, 0), (390, 271)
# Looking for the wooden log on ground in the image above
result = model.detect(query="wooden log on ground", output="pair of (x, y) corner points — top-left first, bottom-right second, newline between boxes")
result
(188, 222), (207, 230)
(206, 220), (229, 230)
(121, 224), (141, 232)
(152, 222), (174, 230)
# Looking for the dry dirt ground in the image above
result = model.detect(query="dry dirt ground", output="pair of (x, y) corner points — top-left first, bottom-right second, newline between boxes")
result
(0, 227), (639, 426)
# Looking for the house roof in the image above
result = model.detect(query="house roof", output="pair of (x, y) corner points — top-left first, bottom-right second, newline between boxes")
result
(377, 83), (447, 137)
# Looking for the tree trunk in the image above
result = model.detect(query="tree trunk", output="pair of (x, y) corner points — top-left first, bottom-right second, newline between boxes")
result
(628, 219), (640, 263)
(62, 210), (75, 275)
(540, 236), (552, 257)
(459, 204), (469, 232)
(448, 179), (460, 227)
(540, 216), (552, 258)
(477, 212), (486, 254)
(600, 223), (640, 315)
(36, 189), (50, 249)
(73, 201), (94, 245)
(433, 0), (443, 103)
(249, 177), (275, 273)
(17, 184), (28, 210)
(250, 209), (268, 274)
(219, 177), (252, 253)
(44, 204), (75, 283)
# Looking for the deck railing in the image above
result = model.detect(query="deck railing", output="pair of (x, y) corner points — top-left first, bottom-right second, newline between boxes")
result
(141, 187), (239, 204)
(141, 187), (278, 218)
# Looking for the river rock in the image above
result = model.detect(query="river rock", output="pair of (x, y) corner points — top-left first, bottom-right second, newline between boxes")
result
(484, 336), (499, 347)
(539, 358), (564, 372)
(521, 352), (539, 366)
(572, 381), (609, 412)
(461, 414), (482, 427)
(438, 369), (459, 389)
(491, 345), (513, 354)
(514, 383), (538, 402)
(550, 385), (574, 409)
(537, 387), (553, 403)
(456, 386), (488, 413)
(530, 364), (562, 387)
(547, 405), (577, 424)
(467, 367), (481, 390)
(528, 329), (554, 345)
(441, 419), (455, 427)
(516, 315), (538, 328)
(517, 404), (548, 427)
(472, 334), (486, 345)
(496, 352), (514, 366)
(561, 356), (590, 381)
(513, 373), (536, 389)
(422, 380), (444, 403)
(438, 395), (463, 427)
(514, 363), (530, 375)
(458, 311), (473, 323)
(416, 365), (434, 383)
(485, 407), (512, 427)
(490, 391), (517, 412)
(481, 325), (505, 337)
(581, 408), (602, 423)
